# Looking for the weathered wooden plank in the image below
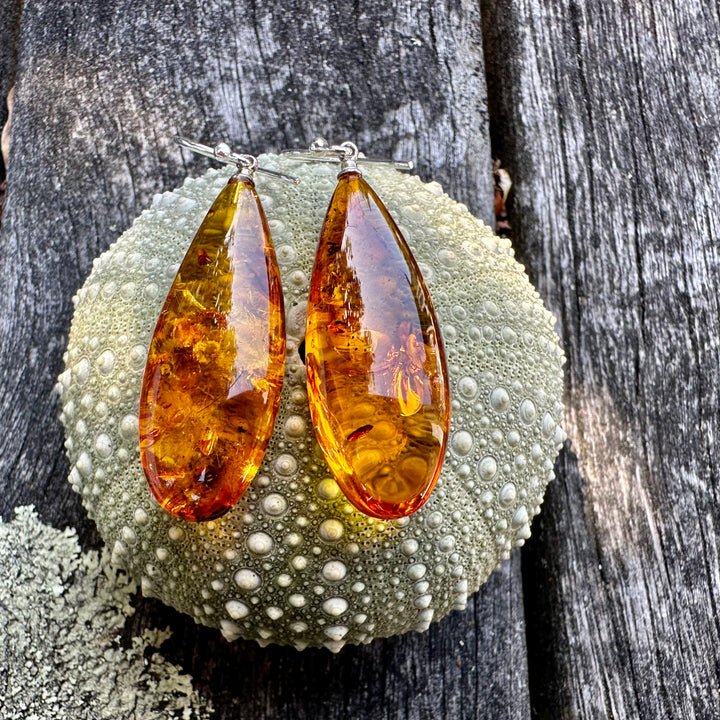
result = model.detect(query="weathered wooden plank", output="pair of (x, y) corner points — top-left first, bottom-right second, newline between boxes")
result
(483, 0), (720, 716)
(0, 2), (527, 717)
(0, 0), (21, 196)
(0, 0), (21, 128)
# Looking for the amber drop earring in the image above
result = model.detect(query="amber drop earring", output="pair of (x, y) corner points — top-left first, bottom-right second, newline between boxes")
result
(139, 137), (298, 522)
(286, 139), (450, 520)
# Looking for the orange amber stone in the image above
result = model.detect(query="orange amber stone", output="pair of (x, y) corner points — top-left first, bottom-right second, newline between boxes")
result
(139, 176), (286, 521)
(306, 172), (449, 519)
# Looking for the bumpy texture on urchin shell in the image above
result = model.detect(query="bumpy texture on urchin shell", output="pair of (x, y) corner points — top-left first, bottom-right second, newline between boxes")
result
(58, 156), (565, 651)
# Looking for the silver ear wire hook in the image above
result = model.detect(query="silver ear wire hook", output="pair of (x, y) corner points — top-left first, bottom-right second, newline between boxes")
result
(282, 137), (414, 176)
(174, 136), (300, 184)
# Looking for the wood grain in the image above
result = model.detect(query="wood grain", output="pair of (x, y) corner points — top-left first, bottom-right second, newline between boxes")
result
(0, 0), (21, 130)
(7, 0), (719, 716)
(0, 2), (523, 718)
(0, 0), (21, 196)
(483, 0), (720, 717)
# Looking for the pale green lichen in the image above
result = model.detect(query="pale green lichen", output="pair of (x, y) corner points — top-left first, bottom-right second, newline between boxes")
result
(57, 156), (565, 651)
(0, 505), (212, 718)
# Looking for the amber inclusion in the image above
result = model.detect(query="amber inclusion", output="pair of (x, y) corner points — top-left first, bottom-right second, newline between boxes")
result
(306, 171), (449, 519)
(139, 176), (286, 522)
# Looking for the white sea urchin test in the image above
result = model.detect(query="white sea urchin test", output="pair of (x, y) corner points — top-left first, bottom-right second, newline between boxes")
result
(58, 155), (565, 651)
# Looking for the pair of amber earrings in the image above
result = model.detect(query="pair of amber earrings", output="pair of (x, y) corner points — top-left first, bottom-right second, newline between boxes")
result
(138, 136), (450, 523)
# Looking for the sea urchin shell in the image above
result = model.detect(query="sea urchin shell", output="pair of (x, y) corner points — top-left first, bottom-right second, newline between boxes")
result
(58, 156), (565, 651)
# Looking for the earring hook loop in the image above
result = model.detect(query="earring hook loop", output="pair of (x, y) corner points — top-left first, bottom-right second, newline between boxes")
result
(174, 136), (300, 184)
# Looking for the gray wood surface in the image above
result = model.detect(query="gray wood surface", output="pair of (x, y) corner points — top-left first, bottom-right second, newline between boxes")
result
(0, 2), (530, 719)
(3, 0), (720, 717)
(0, 0), (19, 131)
(484, 0), (720, 717)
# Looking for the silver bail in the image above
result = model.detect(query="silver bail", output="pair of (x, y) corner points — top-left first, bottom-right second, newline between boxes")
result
(310, 138), (360, 175)
(174, 136), (300, 184)
(282, 138), (414, 175)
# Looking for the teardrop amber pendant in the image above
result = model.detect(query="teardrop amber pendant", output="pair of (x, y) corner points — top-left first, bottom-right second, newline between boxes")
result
(139, 176), (286, 521)
(306, 172), (449, 519)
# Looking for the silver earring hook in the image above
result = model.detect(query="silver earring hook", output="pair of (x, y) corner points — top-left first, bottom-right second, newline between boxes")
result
(174, 136), (300, 184)
(282, 137), (414, 176)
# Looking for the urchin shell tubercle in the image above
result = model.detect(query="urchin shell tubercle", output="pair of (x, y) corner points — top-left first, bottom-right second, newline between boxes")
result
(58, 155), (566, 651)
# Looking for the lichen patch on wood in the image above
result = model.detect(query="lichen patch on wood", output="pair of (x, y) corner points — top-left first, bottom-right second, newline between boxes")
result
(0, 506), (212, 719)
